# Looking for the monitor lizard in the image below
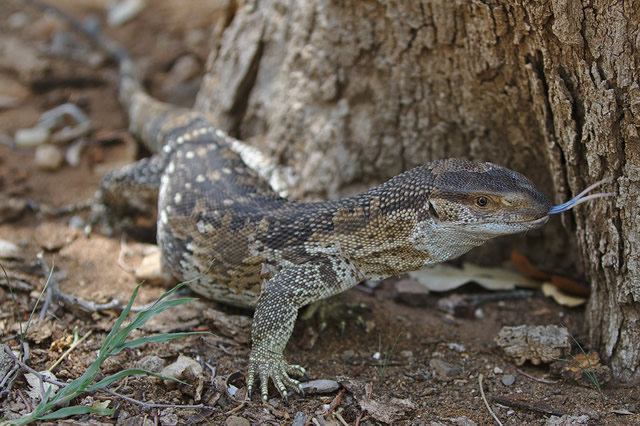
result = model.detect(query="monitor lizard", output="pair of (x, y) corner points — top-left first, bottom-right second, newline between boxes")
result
(29, 0), (610, 403)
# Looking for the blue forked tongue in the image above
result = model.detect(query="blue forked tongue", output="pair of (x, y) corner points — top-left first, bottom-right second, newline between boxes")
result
(548, 178), (615, 215)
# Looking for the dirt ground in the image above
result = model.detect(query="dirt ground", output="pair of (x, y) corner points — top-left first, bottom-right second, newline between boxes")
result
(1, 1), (638, 424)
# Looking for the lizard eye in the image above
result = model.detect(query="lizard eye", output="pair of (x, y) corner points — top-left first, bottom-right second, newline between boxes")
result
(475, 196), (489, 207)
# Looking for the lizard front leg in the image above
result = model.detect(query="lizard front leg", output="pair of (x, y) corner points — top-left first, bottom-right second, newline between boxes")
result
(247, 256), (363, 402)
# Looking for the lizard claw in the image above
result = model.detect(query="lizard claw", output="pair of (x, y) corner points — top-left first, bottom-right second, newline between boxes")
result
(247, 349), (306, 402)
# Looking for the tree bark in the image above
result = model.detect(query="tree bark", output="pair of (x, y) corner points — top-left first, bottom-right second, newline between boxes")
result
(196, 0), (640, 382)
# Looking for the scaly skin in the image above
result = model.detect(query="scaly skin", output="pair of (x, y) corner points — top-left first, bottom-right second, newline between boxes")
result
(34, 0), (553, 402)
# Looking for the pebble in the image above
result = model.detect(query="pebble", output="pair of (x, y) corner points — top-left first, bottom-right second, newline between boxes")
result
(135, 249), (174, 286)
(225, 416), (250, 426)
(400, 350), (413, 360)
(291, 412), (308, 426)
(430, 358), (462, 377)
(108, 0), (147, 27)
(34, 144), (64, 171)
(135, 355), (166, 373)
(68, 215), (85, 229)
(501, 374), (516, 386)
(300, 379), (340, 395)
(447, 343), (466, 352)
(0, 239), (21, 259)
(392, 279), (430, 307)
(0, 195), (28, 223)
(66, 139), (87, 167)
(15, 127), (50, 147)
(546, 414), (590, 425)
(0, 75), (29, 109)
(9, 12), (28, 29)
(493, 366), (503, 374)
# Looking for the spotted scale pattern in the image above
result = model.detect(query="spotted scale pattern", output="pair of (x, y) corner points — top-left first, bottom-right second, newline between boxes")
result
(88, 27), (553, 402)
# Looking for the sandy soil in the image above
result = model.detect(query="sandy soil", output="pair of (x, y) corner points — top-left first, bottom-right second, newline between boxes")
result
(1, 1), (638, 424)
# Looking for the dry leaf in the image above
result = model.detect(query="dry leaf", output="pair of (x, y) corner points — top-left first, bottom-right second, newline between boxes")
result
(409, 263), (540, 292)
(551, 275), (590, 297)
(542, 283), (586, 307)
(511, 250), (552, 280)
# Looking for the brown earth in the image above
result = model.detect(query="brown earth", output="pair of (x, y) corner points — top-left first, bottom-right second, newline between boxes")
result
(0, 1), (638, 424)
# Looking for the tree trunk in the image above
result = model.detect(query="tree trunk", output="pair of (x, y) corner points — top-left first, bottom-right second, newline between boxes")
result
(196, 0), (640, 382)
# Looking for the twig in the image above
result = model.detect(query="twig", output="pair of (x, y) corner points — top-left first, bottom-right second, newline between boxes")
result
(326, 388), (345, 416)
(48, 329), (93, 372)
(118, 232), (136, 273)
(478, 374), (503, 426)
(225, 402), (246, 415)
(491, 395), (567, 417)
(516, 368), (559, 384)
(101, 387), (208, 410)
(334, 412), (349, 426)
(3, 345), (68, 388)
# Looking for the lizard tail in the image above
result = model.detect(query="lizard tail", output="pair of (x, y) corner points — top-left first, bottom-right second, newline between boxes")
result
(26, 0), (174, 154)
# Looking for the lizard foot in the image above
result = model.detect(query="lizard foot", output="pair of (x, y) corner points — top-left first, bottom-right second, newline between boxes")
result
(247, 349), (306, 403)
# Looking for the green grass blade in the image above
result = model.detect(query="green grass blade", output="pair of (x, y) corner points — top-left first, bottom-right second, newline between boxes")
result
(23, 260), (54, 341)
(38, 405), (114, 419)
(87, 368), (187, 391)
(112, 331), (208, 354)
(101, 283), (142, 349)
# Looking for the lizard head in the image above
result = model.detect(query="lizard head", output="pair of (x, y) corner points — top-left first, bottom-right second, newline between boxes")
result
(425, 159), (552, 237)
(406, 159), (551, 266)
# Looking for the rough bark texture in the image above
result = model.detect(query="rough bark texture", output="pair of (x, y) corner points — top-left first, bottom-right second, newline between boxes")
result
(195, 0), (640, 382)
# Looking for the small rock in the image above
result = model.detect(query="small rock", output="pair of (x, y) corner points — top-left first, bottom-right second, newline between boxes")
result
(135, 249), (174, 286)
(400, 350), (413, 360)
(495, 325), (571, 366)
(34, 144), (64, 171)
(65, 139), (87, 167)
(392, 279), (430, 307)
(0, 239), (21, 259)
(501, 374), (516, 386)
(430, 358), (462, 378)
(448, 343), (466, 352)
(291, 412), (308, 426)
(9, 12), (28, 29)
(161, 355), (204, 401)
(437, 294), (473, 318)
(448, 416), (478, 426)
(300, 379), (340, 395)
(493, 366), (503, 374)
(135, 355), (166, 373)
(0, 36), (47, 80)
(545, 414), (590, 425)
(225, 416), (250, 426)
(342, 349), (355, 363)
(0, 194), (28, 223)
(15, 127), (50, 147)
(108, 0), (147, 27)
(0, 75), (29, 109)
(68, 215), (85, 229)
(35, 222), (78, 251)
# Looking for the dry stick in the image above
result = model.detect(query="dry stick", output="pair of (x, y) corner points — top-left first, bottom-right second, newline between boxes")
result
(491, 395), (567, 417)
(326, 388), (345, 416)
(334, 412), (349, 426)
(516, 367), (559, 384)
(102, 388), (208, 410)
(118, 232), (136, 273)
(478, 374), (503, 426)
(48, 330), (93, 372)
